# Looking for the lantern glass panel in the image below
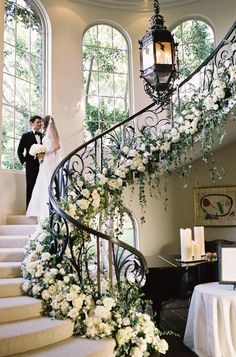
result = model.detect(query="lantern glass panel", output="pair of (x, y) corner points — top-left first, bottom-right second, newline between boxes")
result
(142, 42), (154, 70)
(155, 42), (172, 64)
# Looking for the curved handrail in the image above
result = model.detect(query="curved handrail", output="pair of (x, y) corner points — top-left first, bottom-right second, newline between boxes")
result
(48, 21), (235, 292)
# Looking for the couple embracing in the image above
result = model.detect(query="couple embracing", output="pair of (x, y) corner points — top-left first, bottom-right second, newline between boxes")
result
(17, 115), (60, 222)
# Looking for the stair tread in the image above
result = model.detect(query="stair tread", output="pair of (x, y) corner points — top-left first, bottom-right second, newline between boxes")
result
(0, 262), (22, 266)
(0, 296), (42, 309)
(0, 236), (29, 239)
(0, 248), (24, 252)
(0, 317), (73, 339)
(0, 277), (24, 285)
(16, 336), (116, 357)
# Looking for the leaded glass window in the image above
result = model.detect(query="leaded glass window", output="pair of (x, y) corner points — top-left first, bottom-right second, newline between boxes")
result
(83, 24), (130, 139)
(2, 0), (46, 170)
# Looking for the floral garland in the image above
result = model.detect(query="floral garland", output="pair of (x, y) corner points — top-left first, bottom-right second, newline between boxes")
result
(63, 53), (236, 226)
(22, 225), (168, 356)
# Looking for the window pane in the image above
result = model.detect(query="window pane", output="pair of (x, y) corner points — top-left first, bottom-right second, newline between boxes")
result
(31, 27), (43, 56)
(3, 43), (15, 75)
(31, 55), (43, 83)
(15, 78), (29, 109)
(98, 25), (112, 47)
(3, 73), (14, 105)
(16, 50), (30, 80)
(2, 105), (14, 138)
(4, 4), (16, 46)
(16, 13), (30, 53)
(30, 83), (42, 112)
(15, 108), (29, 138)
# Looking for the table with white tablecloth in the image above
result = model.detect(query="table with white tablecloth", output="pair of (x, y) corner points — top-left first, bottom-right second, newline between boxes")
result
(184, 282), (236, 357)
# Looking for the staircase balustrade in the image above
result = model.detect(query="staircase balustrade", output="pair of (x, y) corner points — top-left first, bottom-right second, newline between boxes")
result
(48, 22), (236, 294)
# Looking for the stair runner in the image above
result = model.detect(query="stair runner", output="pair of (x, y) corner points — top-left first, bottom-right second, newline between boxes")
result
(0, 215), (115, 357)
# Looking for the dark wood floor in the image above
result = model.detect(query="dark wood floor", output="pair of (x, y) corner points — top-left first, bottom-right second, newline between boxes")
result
(159, 298), (197, 357)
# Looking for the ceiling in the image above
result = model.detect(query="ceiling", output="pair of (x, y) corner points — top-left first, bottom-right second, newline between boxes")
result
(69, 0), (202, 12)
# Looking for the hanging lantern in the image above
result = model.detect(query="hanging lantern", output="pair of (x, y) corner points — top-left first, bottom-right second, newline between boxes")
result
(139, 0), (177, 101)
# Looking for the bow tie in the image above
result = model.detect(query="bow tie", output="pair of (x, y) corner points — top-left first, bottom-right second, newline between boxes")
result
(34, 132), (40, 136)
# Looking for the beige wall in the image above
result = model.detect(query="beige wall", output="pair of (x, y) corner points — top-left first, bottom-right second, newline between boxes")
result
(0, 0), (235, 260)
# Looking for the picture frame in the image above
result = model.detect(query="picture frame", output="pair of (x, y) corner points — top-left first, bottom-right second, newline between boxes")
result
(218, 245), (236, 287)
(194, 186), (236, 226)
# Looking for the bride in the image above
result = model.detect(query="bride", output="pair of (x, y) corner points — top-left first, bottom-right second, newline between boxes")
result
(26, 115), (60, 221)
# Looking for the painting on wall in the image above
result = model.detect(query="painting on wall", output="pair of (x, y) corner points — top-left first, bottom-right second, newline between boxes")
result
(194, 186), (236, 226)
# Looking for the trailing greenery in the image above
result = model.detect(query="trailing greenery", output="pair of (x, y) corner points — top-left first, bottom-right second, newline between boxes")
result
(22, 225), (169, 356)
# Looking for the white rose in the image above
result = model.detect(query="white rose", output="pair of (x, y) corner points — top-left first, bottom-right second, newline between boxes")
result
(41, 252), (51, 261)
(77, 199), (90, 210)
(81, 189), (90, 198)
(67, 307), (79, 320)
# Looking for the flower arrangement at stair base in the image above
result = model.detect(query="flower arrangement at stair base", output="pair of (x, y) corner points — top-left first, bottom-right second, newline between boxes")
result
(22, 225), (168, 356)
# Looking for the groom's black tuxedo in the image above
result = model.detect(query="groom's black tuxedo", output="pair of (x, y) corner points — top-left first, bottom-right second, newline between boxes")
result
(17, 131), (43, 208)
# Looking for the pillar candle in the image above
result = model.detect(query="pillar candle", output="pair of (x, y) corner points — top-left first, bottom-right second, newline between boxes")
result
(194, 226), (205, 256)
(180, 228), (192, 261)
(192, 241), (201, 260)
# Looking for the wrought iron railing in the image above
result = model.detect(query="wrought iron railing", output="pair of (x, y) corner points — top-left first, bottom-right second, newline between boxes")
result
(49, 21), (236, 293)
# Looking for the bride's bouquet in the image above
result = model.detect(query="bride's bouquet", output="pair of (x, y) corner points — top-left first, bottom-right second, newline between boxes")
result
(29, 144), (46, 163)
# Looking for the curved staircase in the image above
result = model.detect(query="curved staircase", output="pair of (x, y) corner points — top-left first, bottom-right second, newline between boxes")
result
(0, 216), (115, 357)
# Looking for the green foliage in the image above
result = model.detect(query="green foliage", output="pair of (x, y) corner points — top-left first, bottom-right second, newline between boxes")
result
(85, 103), (128, 136)
(83, 24), (129, 137)
(2, 0), (44, 170)
(173, 20), (214, 78)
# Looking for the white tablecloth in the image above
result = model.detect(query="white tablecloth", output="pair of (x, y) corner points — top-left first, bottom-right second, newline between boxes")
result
(184, 282), (236, 357)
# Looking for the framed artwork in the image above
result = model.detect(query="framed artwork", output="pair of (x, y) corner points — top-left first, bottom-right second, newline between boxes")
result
(194, 186), (236, 226)
(218, 245), (236, 287)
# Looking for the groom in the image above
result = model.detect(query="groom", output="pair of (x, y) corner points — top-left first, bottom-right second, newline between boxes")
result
(17, 115), (43, 208)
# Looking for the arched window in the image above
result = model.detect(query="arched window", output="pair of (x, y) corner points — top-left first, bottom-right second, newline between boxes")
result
(83, 23), (130, 139)
(2, 0), (47, 170)
(172, 19), (215, 79)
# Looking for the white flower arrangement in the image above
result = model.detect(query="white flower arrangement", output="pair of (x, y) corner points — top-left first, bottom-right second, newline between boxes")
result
(29, 144), (46, 163)
(22, 225), (169, 356)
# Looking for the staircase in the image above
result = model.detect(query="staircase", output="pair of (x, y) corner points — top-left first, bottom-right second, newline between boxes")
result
(0, 216), (115, 357)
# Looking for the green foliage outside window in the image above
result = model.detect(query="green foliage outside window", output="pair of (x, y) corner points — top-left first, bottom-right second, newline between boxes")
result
(173, 20), (215, 79)
(1, 0), (44, 170)
(83, 24), (130, 138)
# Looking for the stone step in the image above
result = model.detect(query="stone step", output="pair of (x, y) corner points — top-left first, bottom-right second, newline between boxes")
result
(0, 236), (29, 248)
(7, 215), (37, 225)
(0, 248), (25, 262)
(0, 296), (43, 323)
(17, 336), (116, 357)
(0, 317), (74, 356)
(0, 278), (25, 297)
(0, 225), (36, 236)
(0, 262), (22, 278)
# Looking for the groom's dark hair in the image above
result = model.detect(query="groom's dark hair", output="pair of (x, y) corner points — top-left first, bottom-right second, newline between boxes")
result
(30, 115), (42, 123)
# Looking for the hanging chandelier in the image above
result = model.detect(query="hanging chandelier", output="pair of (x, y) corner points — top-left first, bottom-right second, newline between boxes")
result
(139, 0), (178, 103)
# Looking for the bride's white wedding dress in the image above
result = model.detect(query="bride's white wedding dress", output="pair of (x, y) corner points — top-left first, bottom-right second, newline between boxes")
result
(26, 133), (60, 221)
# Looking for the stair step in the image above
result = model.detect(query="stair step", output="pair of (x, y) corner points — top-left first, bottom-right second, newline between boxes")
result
(7, 216), (37, 225)
(0, 278), (25, 297)
(0, 317), (74, 356)
(0, 236), (29, 248)
(0, 262), (22, 278)
(0, 248), (25, 262)
(17, 336), (116, 357)
(0, 225), (36, 236)
(0, 296), (43, 323)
